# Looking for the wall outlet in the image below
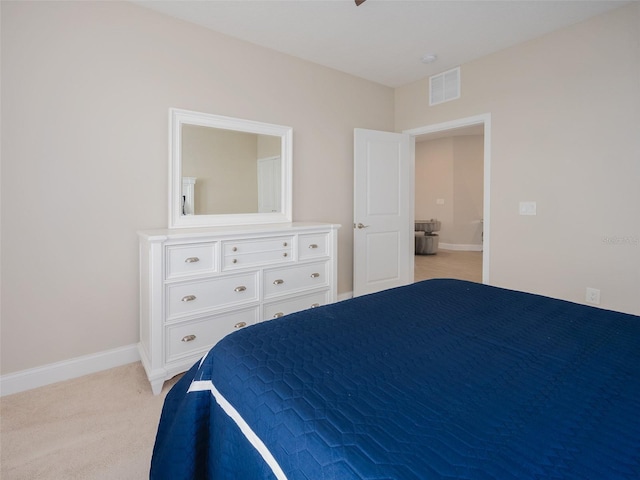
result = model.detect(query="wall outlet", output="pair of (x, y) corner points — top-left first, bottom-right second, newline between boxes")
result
(519, 201), (537, 215)
(586, 287), (601, 305)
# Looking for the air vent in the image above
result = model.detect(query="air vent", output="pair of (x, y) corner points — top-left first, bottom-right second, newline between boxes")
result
(429, 67), (460, 106)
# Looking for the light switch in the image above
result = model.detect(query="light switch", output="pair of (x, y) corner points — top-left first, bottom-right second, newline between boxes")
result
(436, 198), (445, 205)
(519, 201), (537, 216)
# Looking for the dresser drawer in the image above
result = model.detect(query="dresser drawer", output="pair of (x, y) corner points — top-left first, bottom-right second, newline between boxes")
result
(165, 308), (258, 363)
(298, 233), (329, 260)
(223, 236), (293, 270)
(263, 290), (329, 321)
(166, 243), (217, 279)
(139, 224), (338, 395)
(263, 261), (329, 298)
(166, 272), (258, 320)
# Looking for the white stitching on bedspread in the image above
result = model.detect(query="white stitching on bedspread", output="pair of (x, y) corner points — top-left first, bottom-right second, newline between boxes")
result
(188, 380), (288, 480)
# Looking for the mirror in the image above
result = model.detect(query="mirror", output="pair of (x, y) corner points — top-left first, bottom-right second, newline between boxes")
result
(169, 108), (292, 228)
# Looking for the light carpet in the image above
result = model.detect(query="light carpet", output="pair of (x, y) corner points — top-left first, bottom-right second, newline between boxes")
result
(1, 362), (181, 480)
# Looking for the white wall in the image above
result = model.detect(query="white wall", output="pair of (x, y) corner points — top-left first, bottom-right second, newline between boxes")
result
(415, 135), (483, 247)
(0, 1), (394, 375)
(2, 1), (638, 381)
(452, 135), (484, 247)
(415, 137), (454, 242)
(397, 3), (640, 314)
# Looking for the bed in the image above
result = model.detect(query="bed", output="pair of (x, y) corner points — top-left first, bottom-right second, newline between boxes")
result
(150, 279), (640, 479)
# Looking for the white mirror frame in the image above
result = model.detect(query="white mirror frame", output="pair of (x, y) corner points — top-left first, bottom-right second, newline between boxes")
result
(169, 108), (293, 228)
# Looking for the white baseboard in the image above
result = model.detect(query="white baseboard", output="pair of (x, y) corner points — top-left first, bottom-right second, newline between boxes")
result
(337, 291), (354, 302)
(0, 344), (140, 397)
(439, 243), (483, 252)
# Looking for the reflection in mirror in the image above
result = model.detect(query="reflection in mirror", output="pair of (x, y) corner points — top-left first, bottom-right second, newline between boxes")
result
(169, 108), (292, 228)
(181, 125), (281, 215)
(182, 177), (196, 215)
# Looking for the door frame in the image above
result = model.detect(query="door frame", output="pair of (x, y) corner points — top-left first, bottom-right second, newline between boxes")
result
(404, 113), (491, 284)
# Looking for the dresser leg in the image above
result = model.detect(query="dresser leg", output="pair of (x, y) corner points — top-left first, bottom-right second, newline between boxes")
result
(150, 378), (164, 395)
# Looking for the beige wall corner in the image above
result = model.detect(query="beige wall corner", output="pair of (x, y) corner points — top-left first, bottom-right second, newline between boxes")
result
(396, 3), (640, 314)
(0, 1), (393, 375)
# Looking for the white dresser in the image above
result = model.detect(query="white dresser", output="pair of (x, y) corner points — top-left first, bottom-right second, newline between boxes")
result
(138, 222), (340, 394)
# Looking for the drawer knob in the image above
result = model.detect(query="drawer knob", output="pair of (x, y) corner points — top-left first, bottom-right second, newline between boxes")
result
(283, 253), (288, 257)
(310, 272), (320, 278)
(309, 244), (318, 249)
(234, 322), (247, 329)
(273, 312), (284, 318)
(181, 334), (196, 342)
(184, 257), (200, 263)
(234, 286), (246, 292)
(283, 242), (288, 247)
(232, 247), (238, 252)
(273, 279), (284, 285)
(310, 303), (320, 308)
(181, 295), (196, 302)
(232, 259), (238, 264)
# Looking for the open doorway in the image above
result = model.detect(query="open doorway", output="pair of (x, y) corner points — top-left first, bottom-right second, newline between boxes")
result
(404, 114), (491, 284)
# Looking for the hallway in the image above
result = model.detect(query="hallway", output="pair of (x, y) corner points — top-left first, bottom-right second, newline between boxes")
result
(414, 249), (482, 283)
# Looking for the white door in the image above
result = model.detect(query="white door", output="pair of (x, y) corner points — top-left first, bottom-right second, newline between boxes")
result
(257, 156), (281, 213)
(353, 128), (414, 297)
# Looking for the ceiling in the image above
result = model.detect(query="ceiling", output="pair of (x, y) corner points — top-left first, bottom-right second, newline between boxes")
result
(134, 0), (629, 88)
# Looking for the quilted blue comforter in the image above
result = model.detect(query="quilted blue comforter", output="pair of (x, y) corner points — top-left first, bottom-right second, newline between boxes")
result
(151, 279), (640, 479)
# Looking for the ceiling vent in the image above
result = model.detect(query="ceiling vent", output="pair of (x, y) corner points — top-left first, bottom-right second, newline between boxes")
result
(429, 67), (460, 106)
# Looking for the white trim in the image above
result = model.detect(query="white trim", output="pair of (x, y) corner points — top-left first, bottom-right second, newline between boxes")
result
(189, 380), (288, 480)
(337, 291), (354, 302)
(439, 243), (483, 252)
(169, 108), (293, 229)
(403, 113), (491, 285)
(0, 344), (140, 396)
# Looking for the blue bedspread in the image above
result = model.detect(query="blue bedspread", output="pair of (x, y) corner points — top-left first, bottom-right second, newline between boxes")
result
(151, 279), (640, 479)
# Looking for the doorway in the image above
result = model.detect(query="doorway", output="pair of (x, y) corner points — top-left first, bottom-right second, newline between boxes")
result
(404, 114), (491, 284)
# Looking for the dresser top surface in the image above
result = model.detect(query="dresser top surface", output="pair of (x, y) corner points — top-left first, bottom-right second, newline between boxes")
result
(138, 222), (341, 241)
